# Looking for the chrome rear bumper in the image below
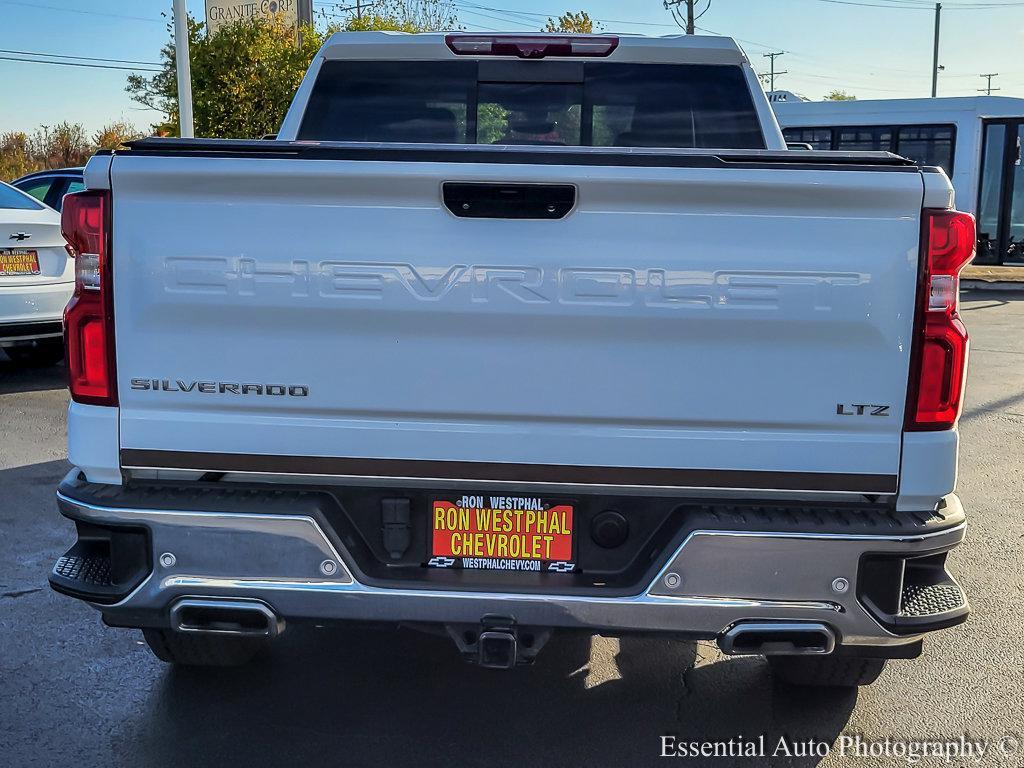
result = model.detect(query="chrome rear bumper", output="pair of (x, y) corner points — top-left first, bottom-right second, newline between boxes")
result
(51, 483), (968, 650)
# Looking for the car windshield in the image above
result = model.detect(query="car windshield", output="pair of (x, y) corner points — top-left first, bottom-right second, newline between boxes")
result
(0, 182), (44, 210)
(299, 61), (766, 150)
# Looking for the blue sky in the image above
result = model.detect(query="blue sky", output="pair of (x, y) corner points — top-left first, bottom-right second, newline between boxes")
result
(2, 0), (1024, 135)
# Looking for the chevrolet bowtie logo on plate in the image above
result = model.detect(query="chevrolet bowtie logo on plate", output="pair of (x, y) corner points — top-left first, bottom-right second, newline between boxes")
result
(8, 233), (31, 241)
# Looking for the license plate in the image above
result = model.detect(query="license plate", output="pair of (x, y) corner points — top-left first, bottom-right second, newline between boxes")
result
(428, 495), (575, 573)
(0, 249), (40, 276)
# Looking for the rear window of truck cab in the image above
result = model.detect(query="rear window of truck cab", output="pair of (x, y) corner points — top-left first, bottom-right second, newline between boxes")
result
(298, 60), (766, 150)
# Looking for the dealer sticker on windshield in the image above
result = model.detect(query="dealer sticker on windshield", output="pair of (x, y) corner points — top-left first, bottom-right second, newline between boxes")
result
(428, 495), (575, 573)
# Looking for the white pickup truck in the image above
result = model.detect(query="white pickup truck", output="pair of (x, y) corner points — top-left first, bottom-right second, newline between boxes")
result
(50, 32), (974, 687)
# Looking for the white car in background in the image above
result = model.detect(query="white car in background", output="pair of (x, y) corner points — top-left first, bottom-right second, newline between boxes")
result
(0, 181), (71, 367)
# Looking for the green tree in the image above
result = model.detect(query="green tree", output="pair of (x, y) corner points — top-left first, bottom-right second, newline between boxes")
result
(344, 13), (421, 32)
(346, 0), (457, 31)
(127, 17), (327, 138)
(0, 132), (33, 181)
(0, 121), (143, 181)
(128, 2), (459, 139)
(825, 89), (857, 101)
(543, 11), (598, 33)
(28, 122), (91, 168)
(92, 121), (144, 151)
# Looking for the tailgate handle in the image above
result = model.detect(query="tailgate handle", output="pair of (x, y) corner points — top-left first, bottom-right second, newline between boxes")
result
(443, 183), (575, 220)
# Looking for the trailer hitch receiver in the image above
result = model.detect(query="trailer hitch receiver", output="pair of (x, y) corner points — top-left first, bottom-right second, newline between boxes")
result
(446, 615), (552, 669)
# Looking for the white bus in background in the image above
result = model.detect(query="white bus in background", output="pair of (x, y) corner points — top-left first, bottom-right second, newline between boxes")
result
(773, 96), (1024, 266)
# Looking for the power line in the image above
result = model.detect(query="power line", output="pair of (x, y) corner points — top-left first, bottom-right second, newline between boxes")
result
(808, 0), (932, 9)
(790, 71), (945, 92)
(695, 0), (714, 20)
(461, 3), (560, 25)
(0, 48), (160, 66)
(664, 0), (713, 33)
(455, 6), (535, 28)
(0, 55), (161, 72)
(693, 24), (792, 53)
(452, 0), (1009, 98)
(762, 51), (788, 91)
(313, 1), (381, 14)
(664, 0), (696, 33)
(937, 1), (1024, 8)
(798, 0), (1024, 9)
(820, 0), (1024, 6)
(0, 0), (163, 23)
(452, 2), (681, 29)
(978, 72), (1001, 94)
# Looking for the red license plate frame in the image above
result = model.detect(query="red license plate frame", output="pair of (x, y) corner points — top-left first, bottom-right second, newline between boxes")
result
(0, 249), (40, 276)
(428, 495), (576, 573)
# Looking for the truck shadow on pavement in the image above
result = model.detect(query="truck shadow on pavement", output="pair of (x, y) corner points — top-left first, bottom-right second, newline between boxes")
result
(135, 624), (857, 768)
(0, 353), (66, 395)
(3, 462), (859, 767)
(960, 288), (1024, 311)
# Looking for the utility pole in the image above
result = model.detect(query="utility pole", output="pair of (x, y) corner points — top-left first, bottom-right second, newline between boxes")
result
(763, 52), (787, 92)
(931, 2), (941, 97)
(978, 73), (1000, 95)
(324, 1), (371, 21)
(664, 0), (698, 34)
(172, 0), (194, 138)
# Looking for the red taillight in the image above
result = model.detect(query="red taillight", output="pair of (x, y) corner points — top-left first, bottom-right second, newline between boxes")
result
(62, 190), (117, 406)
(906, 210), (975, 431)
(445, 34), (618, 59)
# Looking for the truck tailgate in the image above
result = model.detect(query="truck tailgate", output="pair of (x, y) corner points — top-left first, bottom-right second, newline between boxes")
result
(110, 152), (924, 494)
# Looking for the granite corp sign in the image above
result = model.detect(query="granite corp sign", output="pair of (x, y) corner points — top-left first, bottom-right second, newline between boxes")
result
(204, 0), (312, 34)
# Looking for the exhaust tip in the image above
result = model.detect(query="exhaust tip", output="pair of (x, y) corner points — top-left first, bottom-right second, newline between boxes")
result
(170, 598), (283, 638)
(719, 622), (836, 657)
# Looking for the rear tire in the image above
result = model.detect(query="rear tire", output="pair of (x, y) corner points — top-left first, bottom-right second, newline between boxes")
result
(142, 629), (265, 667)
(4, 339), (64, 368)
(769, 655), (887, 688)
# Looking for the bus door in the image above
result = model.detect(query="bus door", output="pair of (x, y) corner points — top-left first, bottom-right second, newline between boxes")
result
(977, 120), (1024, 265)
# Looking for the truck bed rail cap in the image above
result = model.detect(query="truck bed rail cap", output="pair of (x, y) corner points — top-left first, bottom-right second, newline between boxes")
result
(112, 139), (920, 171)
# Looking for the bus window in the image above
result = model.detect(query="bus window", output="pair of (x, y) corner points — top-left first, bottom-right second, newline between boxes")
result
(977, 123), (1007, 265)
(896, 125), (954, 176)
(782, 127), (832, 150)
(1007, 126), (1024, 264)
(836, 126), (893, 152)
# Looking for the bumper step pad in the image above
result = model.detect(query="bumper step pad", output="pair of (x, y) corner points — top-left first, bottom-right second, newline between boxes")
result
(900, 582), (967, 617)
(53, 554), (114, 588)
(859, 551), (969, 634)
(48, 521), (150, 605)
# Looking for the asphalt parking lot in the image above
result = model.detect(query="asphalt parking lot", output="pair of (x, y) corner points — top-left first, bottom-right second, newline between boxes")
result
(2, 291), (1022, 768)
